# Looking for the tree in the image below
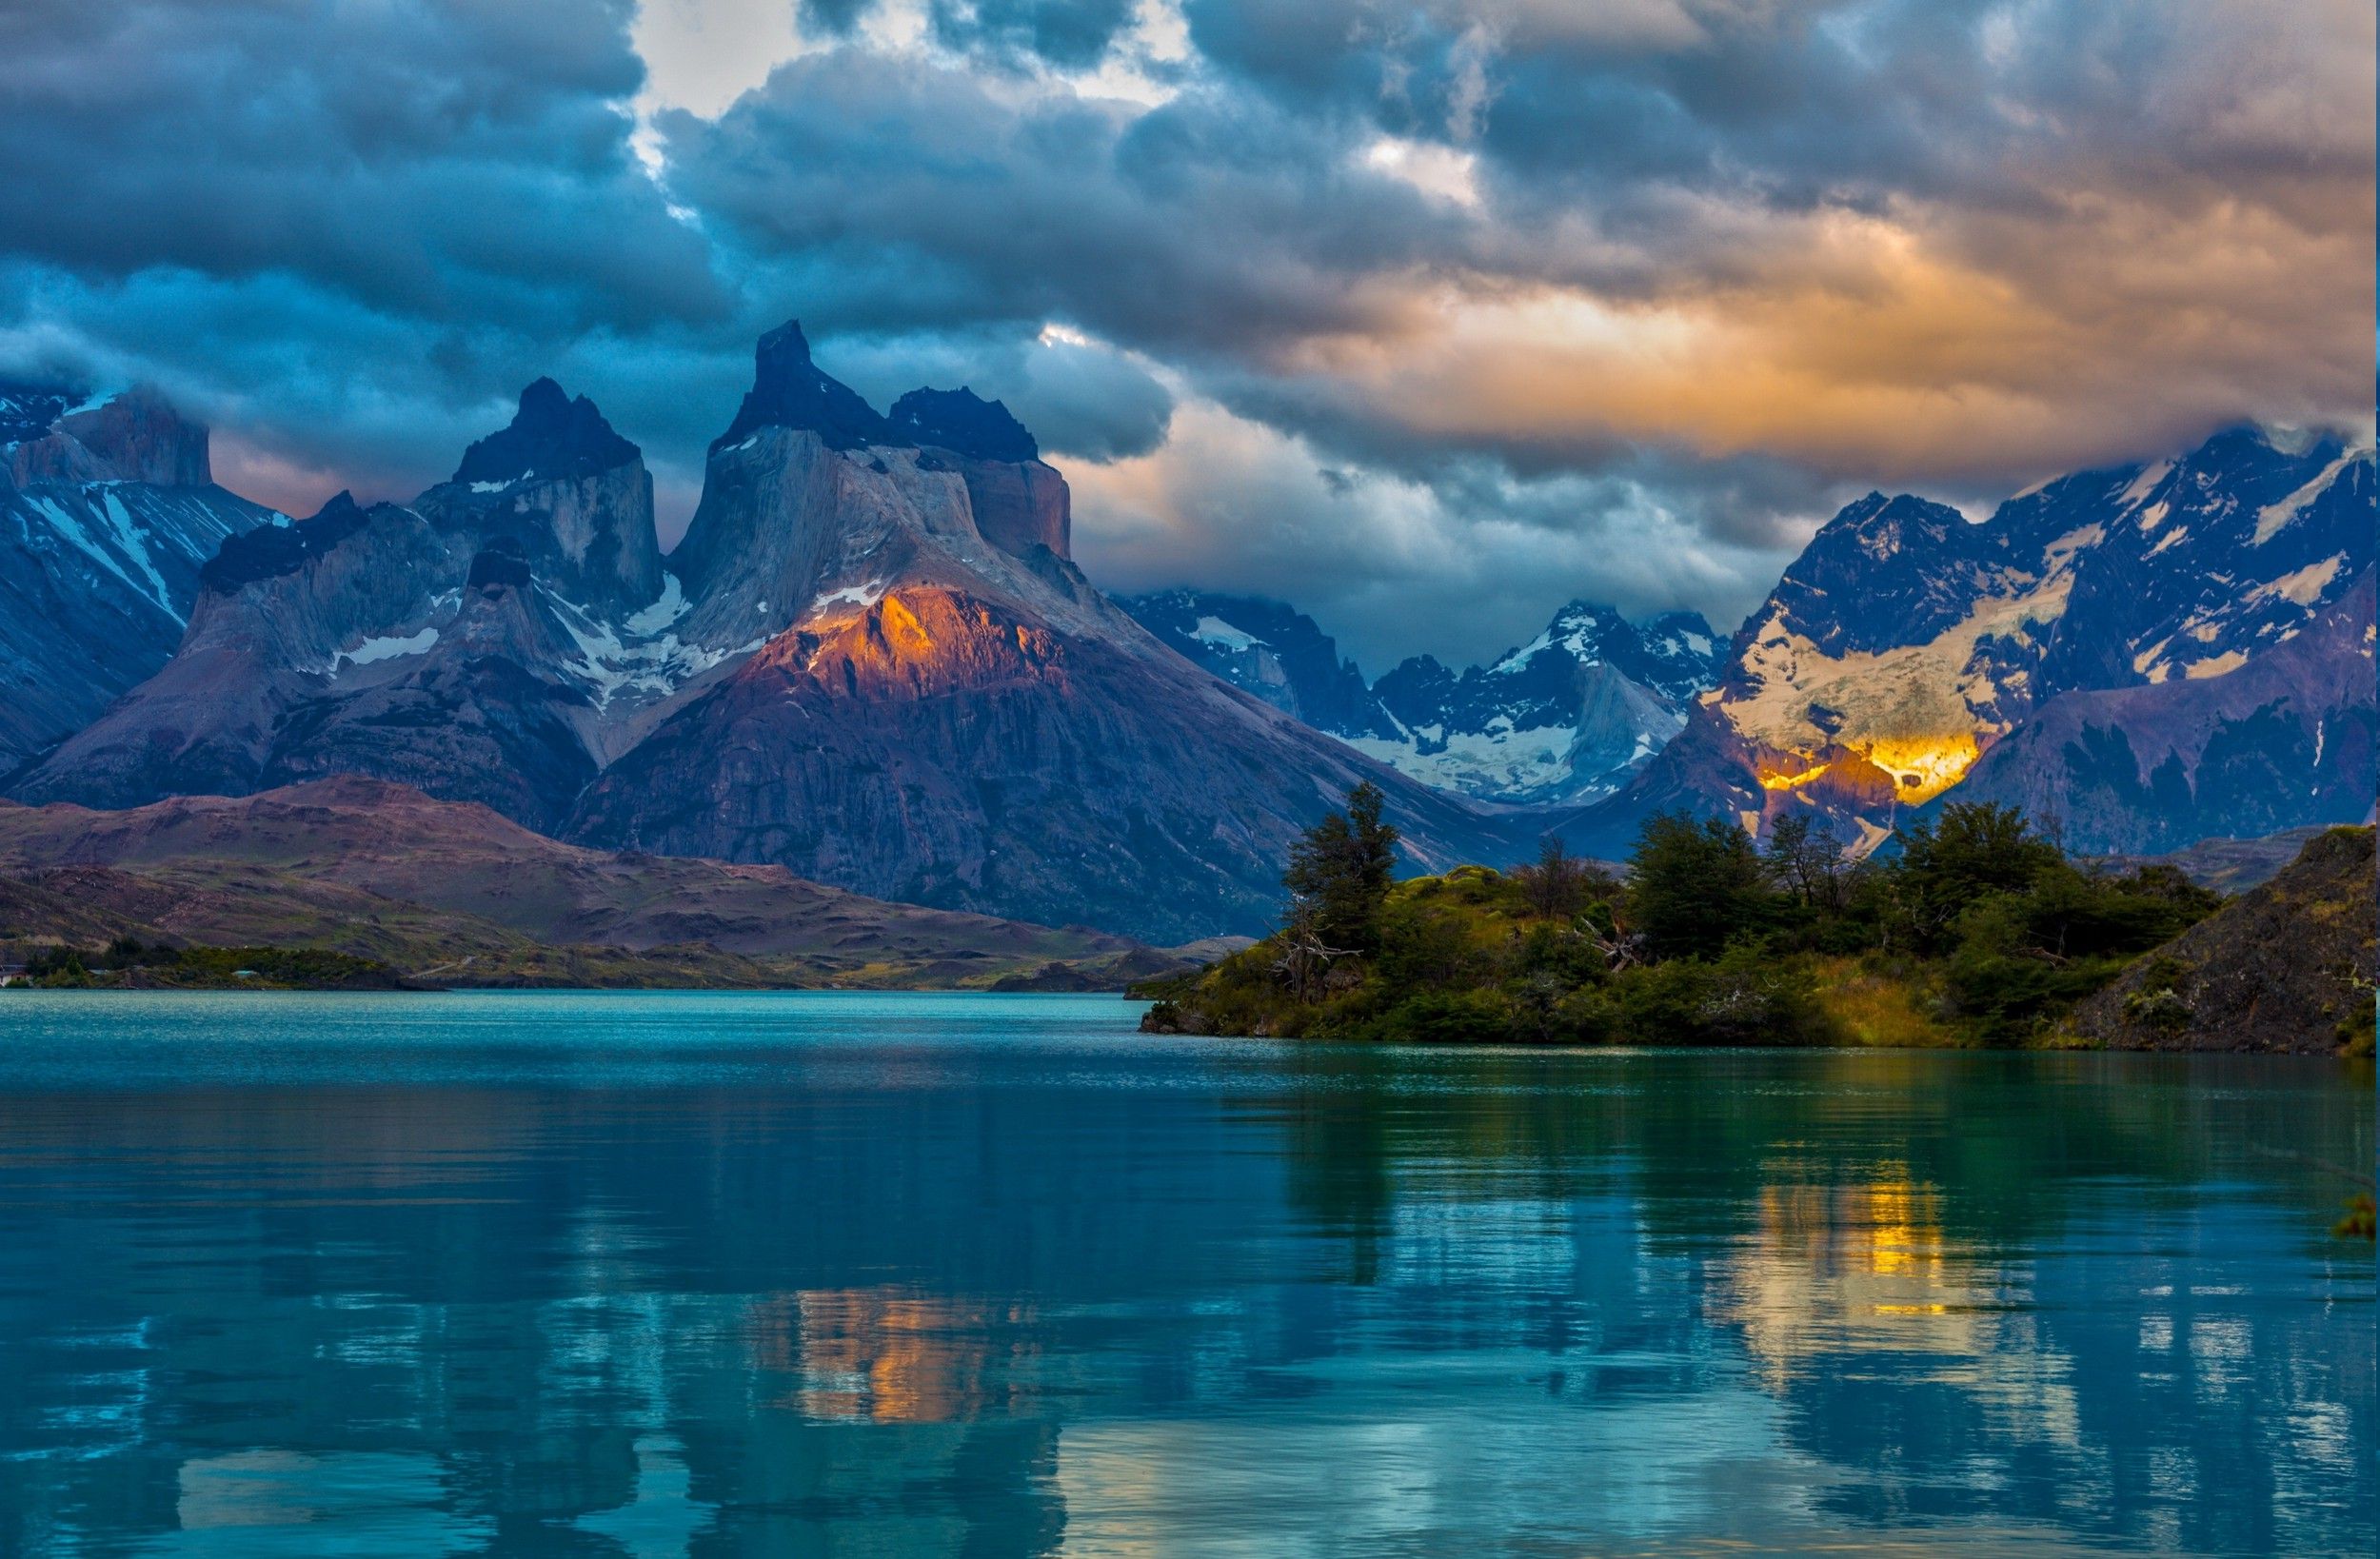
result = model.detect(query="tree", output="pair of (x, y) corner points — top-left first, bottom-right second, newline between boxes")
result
(1283, 781), (1399, 958)
(1625, 812), (1775, 961)
(1762, 814), (1847, 910)
(1514, 834), (1604, 920)
(1892, 801), (2065, 952)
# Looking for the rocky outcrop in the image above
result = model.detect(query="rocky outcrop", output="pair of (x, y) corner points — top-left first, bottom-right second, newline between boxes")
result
(8, 384), (211, 487)
(567, 328), (1511, 940)
(2069, 826), (2375, 1054)
(0, 384), (278, 770)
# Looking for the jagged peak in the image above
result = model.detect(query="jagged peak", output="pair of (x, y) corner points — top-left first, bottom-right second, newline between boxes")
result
(0, 380), (83, 444)
(452, 379), (639, 488)
(6, 382), (212, 486)
(888, 385), (1039, 464)
(714, 318), (892, 452)
(200, 489), (381, 593)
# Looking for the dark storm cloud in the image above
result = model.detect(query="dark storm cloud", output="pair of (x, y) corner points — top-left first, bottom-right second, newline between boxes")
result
(0, 0), (2365, 662)
(0, 0), (724, 332)
(930, 0), (1140, 69)
(656, 53), (1463, 354)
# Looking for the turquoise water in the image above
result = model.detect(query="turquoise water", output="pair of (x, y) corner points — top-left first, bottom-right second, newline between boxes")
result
(0, 991), (2368, 1556)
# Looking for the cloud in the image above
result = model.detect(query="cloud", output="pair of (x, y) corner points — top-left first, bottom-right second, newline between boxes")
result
(0, 0), (2366, 665)
(1068, 395), (1827, 670)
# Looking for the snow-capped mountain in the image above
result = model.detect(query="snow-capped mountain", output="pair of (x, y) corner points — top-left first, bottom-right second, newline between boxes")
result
(1120, 590), (1403, 740)
(1354, 602), (1723, 804)
(14, 326), (1510, 939)
(1121, 590), (1723, 805)
(12, 379), (700, 829)
(0, 382), (281, 769)
(1559, 424), (2374, 856)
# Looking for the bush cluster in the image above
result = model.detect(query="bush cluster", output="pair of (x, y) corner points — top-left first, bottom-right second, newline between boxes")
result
(1142, 797), (2221, 1047)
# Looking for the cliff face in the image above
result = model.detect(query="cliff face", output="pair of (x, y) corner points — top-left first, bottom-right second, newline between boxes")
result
(2069, 827), (2376, 1055)
(0, 384), (278, 770)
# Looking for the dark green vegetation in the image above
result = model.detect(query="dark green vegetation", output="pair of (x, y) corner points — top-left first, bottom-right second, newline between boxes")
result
(9, 937), (410, 990)
(1139, 788), (2351, 1050)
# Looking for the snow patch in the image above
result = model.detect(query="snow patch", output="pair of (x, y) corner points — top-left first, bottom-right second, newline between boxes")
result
(624, 572), (688, 636)
(1191, 615), (1263, 652)
(467, 471), (533, 494)
(2114, 462), (2171, 511)
(1344, 724), (1579, 799)
(333, 627), (439, 671)
(806, 581), (886, 618)
(2252, 451), (2359, 544)
(550, 593), (748, 710)
(2248, 554), (2347, 609)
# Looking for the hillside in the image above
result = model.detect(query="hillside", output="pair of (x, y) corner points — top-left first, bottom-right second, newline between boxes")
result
(2068, 827), (2375, 1055)
(0, 779), (1186, 989)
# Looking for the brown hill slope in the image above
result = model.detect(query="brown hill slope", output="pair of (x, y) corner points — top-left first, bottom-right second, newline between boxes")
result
(0, 778), (1177, 987)
(2068, 826), (2375, 1055)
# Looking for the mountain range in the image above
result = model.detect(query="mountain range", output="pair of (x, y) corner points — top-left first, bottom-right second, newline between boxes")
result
(1123, 591), (1723, 805)
(3, 329), (2367, 947)
(8, 327), (1505, 941)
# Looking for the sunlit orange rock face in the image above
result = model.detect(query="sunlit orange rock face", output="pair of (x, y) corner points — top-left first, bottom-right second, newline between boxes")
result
(750, 589), (1071, 700)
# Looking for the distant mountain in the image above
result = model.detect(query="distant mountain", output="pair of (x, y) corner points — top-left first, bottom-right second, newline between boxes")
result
(1122, 590), (1722, 806)
(1120, 590), (1402, 739)
(13, 379), (685, 830)
(0, 383), (280, 769)
(1355, 602), (1722, 804)
(1557, 425), (2374, 856)
(12, 325), (1510, 940)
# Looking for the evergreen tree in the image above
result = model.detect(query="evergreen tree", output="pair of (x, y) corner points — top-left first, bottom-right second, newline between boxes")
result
(1893, 801), (2065, 952)
(1283, 781), (1398, 956)
(1626, 812), (1774, 961)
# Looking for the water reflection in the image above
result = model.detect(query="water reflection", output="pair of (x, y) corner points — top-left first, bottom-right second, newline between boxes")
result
(0, 993), (2366, 1555)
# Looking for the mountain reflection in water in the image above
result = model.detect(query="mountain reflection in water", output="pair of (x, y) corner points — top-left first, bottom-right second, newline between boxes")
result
(0, 992), (2366, 1556)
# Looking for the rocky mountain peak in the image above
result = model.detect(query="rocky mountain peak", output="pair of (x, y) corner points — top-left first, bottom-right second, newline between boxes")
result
(888, 386), (1039, 464)
(0, 380), (80, 446)
(716, 319), (892, 452)
(452, 378), (638, 488)
(199, 489), (378, 594)
(7, 384), (211, 487)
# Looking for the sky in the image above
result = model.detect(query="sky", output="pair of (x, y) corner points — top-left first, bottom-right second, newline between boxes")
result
(1, 0), (2370, 670)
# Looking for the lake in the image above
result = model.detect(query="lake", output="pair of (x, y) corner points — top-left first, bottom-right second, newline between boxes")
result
(0, 991), (2367, 1556)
